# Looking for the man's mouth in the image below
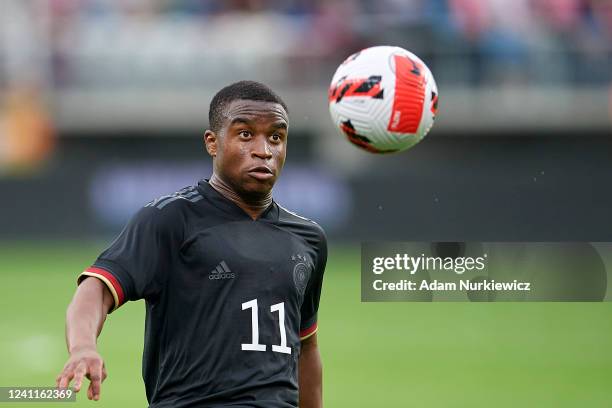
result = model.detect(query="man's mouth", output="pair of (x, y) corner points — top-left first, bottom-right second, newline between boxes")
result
(247, 166), (274, 180)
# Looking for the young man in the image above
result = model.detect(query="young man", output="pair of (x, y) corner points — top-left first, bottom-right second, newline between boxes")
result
(57, 81), (327, 408)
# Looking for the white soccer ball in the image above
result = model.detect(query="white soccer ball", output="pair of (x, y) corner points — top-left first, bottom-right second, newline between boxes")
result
(328, 46), (439, 154)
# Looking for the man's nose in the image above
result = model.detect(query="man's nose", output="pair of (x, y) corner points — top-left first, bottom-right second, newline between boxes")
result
(252, 135), (272, 159)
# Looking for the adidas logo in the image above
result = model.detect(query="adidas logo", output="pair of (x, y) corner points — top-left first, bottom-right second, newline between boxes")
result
(209, 261), (235, 280)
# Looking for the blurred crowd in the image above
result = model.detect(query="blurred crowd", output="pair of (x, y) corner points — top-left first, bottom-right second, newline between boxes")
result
(0, 1), (610, 230)
(0, 0), (610, 89)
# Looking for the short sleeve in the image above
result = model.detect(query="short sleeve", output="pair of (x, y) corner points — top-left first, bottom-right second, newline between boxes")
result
(78, 205), (180, 312)
(299, 226), (327, 340)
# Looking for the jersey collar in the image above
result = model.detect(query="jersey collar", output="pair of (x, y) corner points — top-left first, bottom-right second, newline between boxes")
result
(197, 179), (278, 222)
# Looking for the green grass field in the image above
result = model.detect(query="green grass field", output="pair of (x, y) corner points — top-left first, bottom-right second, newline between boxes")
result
(1, 241), (611, 407)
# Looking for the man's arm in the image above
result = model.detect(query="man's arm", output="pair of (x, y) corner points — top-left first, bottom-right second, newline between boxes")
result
(56, 277), (114, 401)
(299, 333), (322, 408)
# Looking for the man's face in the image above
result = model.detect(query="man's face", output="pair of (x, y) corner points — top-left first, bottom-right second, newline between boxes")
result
(205, 99), (289, 197)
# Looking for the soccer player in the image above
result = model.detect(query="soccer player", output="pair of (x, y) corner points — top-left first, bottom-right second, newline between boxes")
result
(56, 81), (327, 408)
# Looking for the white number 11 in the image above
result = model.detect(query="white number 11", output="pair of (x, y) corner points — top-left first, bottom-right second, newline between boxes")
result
(241, 299), (291, 354)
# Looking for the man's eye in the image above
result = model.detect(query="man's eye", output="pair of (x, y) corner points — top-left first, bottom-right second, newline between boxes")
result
(238, 130), (251, 138)
(270, 133), (281, 142)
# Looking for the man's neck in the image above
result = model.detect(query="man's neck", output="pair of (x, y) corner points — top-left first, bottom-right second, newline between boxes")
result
(209, 173), (272, 220)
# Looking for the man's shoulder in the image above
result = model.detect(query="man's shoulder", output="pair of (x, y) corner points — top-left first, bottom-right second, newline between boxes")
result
(276, 204), (327, 243)
(128, 184), (205, 231)
(144, 185), (204, 212)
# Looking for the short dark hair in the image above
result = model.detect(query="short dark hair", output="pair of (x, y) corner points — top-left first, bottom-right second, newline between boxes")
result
(208, 80), (288, 132)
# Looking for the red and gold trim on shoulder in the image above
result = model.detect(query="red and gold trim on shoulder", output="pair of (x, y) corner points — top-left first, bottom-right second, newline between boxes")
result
(299, 322), (318, 341)
(78, 266), (125, 312)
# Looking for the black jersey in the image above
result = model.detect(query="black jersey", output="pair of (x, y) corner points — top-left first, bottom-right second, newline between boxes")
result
(78, 180), (327, 408)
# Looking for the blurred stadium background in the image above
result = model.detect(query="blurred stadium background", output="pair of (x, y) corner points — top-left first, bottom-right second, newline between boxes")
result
(1, 0), (611, 406)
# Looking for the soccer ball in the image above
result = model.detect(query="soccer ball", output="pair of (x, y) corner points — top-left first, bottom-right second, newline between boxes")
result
(328, 46), (438, 154)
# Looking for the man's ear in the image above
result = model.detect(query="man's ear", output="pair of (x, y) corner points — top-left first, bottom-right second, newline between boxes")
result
(204, 130), (218, 157)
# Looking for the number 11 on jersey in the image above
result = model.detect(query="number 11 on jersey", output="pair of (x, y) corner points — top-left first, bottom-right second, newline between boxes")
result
(241, 299), (291, 354)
